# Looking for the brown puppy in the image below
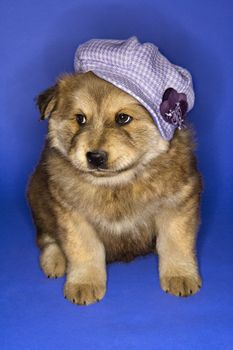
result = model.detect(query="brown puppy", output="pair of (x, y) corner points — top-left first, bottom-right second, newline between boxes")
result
(28, 72), (202, 305)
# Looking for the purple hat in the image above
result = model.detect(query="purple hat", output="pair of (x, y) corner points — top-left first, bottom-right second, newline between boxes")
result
(74, 36), (195, 140)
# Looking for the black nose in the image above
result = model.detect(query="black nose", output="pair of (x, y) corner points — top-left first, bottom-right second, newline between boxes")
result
(86, 150), (108, 168)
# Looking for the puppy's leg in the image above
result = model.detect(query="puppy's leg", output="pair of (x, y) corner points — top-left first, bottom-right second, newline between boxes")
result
(28, 178), (66, 278)
(156, 196), (201, 297)
(56, 209), (106, 305)
(38, 234), (66, 278)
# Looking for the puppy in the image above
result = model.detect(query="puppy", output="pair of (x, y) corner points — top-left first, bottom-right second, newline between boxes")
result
(28, 72), (202, 305)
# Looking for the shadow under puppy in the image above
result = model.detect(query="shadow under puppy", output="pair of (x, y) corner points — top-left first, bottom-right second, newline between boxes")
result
(28, 37), (202, 305)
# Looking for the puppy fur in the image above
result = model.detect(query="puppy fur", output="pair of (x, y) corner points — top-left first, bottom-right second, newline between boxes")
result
(28, 72), (202, 305)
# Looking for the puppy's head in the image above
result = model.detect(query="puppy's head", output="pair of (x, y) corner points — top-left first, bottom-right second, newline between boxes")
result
(37, 72), (169, 185)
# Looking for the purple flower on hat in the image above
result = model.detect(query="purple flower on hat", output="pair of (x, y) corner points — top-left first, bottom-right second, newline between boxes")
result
(160, 88), (188, 129)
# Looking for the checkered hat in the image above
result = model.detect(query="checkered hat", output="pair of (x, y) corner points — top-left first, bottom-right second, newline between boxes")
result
(74, 36), (195, 140)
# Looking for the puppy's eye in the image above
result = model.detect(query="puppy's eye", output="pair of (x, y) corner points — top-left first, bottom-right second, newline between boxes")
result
(115, 113), (133, 126)
(76, 114), (86, 126)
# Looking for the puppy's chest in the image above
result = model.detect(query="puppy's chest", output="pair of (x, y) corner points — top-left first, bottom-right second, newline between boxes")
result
(82, 187), (157, 235)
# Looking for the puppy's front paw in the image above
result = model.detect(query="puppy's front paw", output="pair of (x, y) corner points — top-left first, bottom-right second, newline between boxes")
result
(64, 281), (106, 305)
(160, 275), (202, 297)
(40, 243), (66, 278)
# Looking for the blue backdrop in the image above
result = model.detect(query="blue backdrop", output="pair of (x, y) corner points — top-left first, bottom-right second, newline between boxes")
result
(1, 0), (233, 349)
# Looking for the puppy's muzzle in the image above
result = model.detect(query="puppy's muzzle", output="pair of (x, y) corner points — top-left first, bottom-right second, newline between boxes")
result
(86, 150), (108, 169)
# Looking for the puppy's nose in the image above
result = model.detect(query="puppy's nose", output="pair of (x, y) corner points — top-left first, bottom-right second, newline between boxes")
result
(86, 150), (108, 168)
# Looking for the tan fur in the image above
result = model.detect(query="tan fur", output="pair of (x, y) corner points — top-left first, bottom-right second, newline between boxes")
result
(28, 72), (202, 305)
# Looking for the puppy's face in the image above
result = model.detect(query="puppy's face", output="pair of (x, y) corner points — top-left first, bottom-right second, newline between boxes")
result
(37, 72), (169, 185)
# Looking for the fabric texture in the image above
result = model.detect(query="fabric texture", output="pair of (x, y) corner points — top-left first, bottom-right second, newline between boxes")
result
(74, 36), (195, 140)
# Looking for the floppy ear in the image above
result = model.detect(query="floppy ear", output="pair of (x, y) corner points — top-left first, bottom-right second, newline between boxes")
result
(36, 85), (57, 120)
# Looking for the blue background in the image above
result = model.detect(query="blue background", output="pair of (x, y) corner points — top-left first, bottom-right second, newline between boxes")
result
(1, 0), (233, 349)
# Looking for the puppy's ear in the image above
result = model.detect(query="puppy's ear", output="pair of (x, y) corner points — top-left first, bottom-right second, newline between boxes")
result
(36, 85), (57, 120)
